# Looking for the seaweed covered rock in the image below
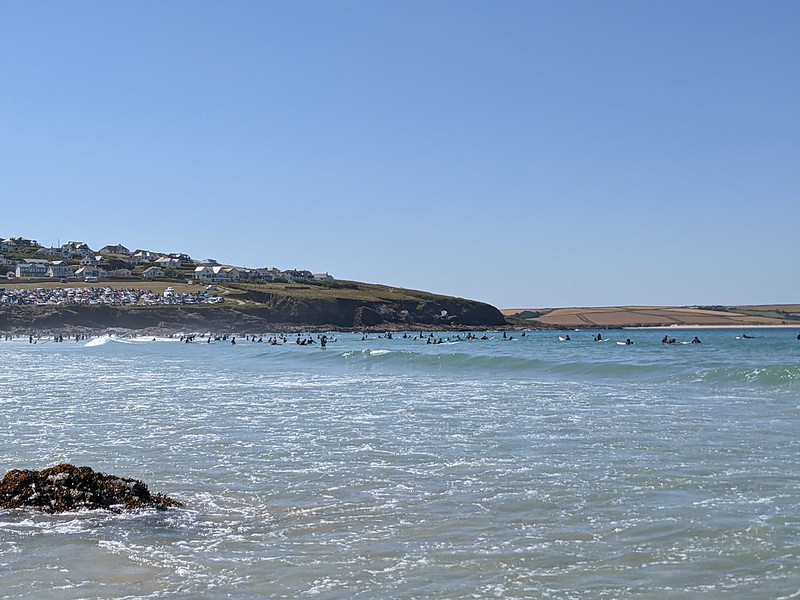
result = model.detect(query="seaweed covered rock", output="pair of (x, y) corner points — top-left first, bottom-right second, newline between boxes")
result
(0, 464), (182, 513)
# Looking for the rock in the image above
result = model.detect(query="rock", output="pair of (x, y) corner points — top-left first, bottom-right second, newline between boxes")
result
(0, 464), (182, 513)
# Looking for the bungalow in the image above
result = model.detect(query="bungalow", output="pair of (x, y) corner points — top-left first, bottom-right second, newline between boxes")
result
(47, 261), (74, 279)
(155, 256), (182, 269)
(142, 266), (165, 279)
(15, 262), (49, 278)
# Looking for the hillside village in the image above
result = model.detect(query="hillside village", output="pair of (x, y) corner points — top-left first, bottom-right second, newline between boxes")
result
(0, 236), (334, 285)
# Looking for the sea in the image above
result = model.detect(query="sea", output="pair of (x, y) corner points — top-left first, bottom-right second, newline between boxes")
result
(1, 327), (799, 599)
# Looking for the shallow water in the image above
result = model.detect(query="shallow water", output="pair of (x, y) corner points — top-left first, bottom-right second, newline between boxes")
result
(2, 329), (799, 598)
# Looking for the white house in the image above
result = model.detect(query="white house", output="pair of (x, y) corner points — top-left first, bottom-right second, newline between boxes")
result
(61, 241), (93, 257)
(313, 272), (334, 281)
(142, 266), (165, 279)
(224, 267), (242, 281)
(193, 265), (214, 282)
(80, 255), (108, 266)
(16, 262), (48, 278)
(211, 266), (231, 282)
(47, 261), (74, 278)
(132, 250), (159, 264)
(75, 266), (104, 279)
(155, 257), (181, 269)
(107, 268), (132, 277)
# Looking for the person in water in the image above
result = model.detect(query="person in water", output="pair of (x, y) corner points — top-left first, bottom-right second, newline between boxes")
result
(691, 336), (701, 344)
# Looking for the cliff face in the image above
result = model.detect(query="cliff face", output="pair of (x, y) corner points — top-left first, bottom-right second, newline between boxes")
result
(0, 295), (506, 333)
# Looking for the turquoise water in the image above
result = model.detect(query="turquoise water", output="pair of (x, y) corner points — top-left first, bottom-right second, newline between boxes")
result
(1, 328), (799, 599)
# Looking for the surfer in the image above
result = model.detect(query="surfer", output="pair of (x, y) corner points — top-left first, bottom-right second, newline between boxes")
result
(691, 336), (701, 344)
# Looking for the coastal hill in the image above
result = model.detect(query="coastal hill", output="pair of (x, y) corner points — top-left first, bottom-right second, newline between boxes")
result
(0, 280), (507, 333)
(0, 236), (507, 333)
(504, 305), (800, 328)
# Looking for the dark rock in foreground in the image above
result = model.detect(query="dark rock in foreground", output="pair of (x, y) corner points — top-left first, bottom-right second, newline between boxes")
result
(0, 464), (182, 513)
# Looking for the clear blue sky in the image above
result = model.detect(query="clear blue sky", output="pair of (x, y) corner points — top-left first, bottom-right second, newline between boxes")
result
(2, 1), (798, 308)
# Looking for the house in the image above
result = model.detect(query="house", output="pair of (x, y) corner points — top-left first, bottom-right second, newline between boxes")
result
(80, 255), (108, 266)
(142, 266), (165, 279)
(132, 250), (160, 264)
(224, 267), (242, 281)
(61, 241), (93, 257)
(6, 237), (40, 250)
(282, 269), (313, 282)
(193, 265), (214, 282)
(0, 256), (16, 268)
(75, 266), (104, 279)
(98, 244), (131, 255)
(313, 272), (334, 281)
(47, 261), (74, 279)
(209, 266), (232, 282)
(250, 268), (276, 282)
(39, 246), (68, 257)
(168, 252), (193, 266)
(15, 262), (49, 278)
(107, 268), (132, 277)
(155, 257), (182, 269)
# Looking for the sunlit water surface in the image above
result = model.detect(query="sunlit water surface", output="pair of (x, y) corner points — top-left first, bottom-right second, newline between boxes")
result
(1, 329), (799, 599)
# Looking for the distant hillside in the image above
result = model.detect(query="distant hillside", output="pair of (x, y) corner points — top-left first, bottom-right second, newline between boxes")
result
(503, 305), (800, 328)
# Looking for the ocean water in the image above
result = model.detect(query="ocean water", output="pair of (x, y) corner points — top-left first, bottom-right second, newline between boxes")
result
(1, 328), (799, 599)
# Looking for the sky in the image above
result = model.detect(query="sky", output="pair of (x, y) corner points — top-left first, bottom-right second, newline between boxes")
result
(1, 1), (798, 309)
